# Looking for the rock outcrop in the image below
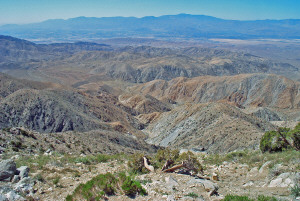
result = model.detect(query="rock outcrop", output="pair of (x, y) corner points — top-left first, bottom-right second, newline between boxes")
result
(0, 160), (34, 201)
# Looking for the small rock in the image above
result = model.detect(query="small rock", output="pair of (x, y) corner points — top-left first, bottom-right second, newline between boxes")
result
(6, 191), (25, 201)
(243, 181), (254, 187)
(167, 195), (175, 201)
(10, 155), (20, 160)
(45, 149), (51, 154)
(165, 176), (179, 189)
(0, 159), (17, 181)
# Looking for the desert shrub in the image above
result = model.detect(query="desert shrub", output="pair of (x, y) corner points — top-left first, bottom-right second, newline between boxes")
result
(290, 123), (300, 150)
(120, 174), (147, 196)
(176, 151), (203, 174)
(10, 141), (22, 148)
(290, 184), (300, 198)
(53, 176), (61, 185)
(128, 152), (150, 174)
(260, 131), (289, 153)
(66, 172), (146, 200)
(153, 148), (179, 168)
(260, 123), (300, 153)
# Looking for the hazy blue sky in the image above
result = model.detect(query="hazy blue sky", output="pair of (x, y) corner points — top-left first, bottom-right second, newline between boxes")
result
(1, 0), (300, 25)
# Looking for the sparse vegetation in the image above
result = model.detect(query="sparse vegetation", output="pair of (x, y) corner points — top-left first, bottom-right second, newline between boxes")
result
(203, 149), (299, 169)
(185, 192), (199, 198)
(290, 184), (300, 198)
(34, 173), (45, 183)
(53, 176), (61, 185)
(223, 194), (277, 201)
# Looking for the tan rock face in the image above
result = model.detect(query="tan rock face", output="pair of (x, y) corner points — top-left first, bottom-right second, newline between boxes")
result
(132, 74), (300, 109)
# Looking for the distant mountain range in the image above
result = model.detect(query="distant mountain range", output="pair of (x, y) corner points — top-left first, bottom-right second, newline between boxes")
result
(1, 14), (300, 41)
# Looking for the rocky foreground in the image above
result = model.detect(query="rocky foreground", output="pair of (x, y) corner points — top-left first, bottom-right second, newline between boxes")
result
(0, 149), (299, 201)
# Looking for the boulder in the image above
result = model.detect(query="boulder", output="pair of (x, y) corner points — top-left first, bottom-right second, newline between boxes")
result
(187, 178), (218, 194)
(0, 159), (17, 181)
(14, 177), (35, 194)
(17, 166), (29, 179)
(268, 172), (298, 187)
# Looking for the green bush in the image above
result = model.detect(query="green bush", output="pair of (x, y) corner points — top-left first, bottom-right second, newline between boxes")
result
(121, 175), (147, 196)
(260, 131), (289, 153)
(153, 148), (179, 168)
(260, 123), (300, 153)
(66, 172), (146, 200)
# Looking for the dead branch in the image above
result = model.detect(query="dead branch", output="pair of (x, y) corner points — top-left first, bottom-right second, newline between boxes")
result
(277, 128), (299, 151)
(161, 159), (174, 171)
(162, 161), (185, 173)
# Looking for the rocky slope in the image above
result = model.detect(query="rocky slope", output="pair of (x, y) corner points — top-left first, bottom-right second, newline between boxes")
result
(131, 73), (300, 109)
(143, 102), (276, 153)
(0, 73), (143, 134)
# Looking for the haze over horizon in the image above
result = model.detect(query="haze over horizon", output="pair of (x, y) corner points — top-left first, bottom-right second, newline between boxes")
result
(1, 0), (300, 25)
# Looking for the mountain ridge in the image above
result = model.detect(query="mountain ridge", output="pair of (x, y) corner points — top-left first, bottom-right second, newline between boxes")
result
(1, 14), (300, 41)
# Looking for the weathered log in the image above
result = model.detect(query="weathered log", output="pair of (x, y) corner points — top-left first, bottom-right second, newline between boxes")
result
(162, 162), (185, 173)
(143, 157), (154, 172)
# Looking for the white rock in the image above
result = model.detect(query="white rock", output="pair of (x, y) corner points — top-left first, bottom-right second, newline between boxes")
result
(167, 195), (175, 201)
(268, 178), (283, 187)
(259, 161), (272, 174)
